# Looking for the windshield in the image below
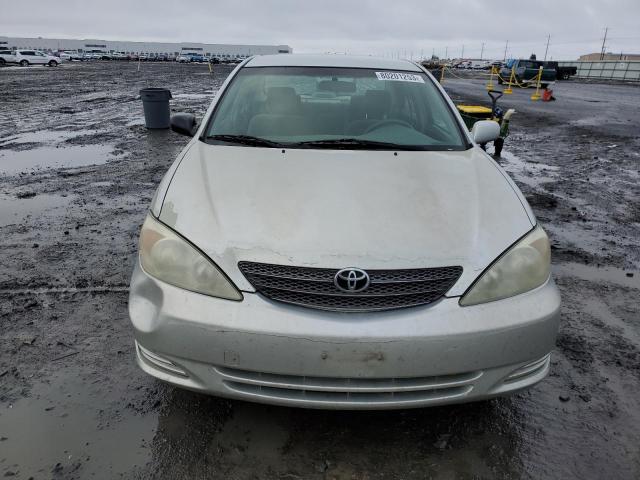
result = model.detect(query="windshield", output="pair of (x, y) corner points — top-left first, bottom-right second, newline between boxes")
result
(205, 66), (467, 150)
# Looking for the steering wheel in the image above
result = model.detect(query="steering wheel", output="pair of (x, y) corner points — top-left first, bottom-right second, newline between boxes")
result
(364, 119), (415, 134)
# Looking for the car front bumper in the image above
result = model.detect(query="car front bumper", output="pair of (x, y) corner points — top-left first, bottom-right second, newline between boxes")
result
(129, 261), (561, 409)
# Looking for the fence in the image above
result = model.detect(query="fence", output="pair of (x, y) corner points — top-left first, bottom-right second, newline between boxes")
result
(557, 60), (640, 82)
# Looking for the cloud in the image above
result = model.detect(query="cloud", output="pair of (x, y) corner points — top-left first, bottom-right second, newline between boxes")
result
(3, 0), (639, 59)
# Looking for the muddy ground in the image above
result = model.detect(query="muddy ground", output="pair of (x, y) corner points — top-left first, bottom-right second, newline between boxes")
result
(0, 62), (638, 479)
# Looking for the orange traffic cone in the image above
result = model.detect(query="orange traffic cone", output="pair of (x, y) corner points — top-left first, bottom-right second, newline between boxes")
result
(542, 88), (555, 102)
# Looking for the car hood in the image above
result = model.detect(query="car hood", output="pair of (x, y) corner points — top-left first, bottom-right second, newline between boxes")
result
(159, 142), (534, 295)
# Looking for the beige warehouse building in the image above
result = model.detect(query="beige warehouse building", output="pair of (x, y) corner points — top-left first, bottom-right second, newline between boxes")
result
(0, 36), (291, 59)
(579, 52), (640, 61)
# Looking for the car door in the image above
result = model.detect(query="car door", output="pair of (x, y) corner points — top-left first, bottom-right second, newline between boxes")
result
(31, 51), (47, 64)
(0, 49), (15, 63)
(18, 51), (32, 64)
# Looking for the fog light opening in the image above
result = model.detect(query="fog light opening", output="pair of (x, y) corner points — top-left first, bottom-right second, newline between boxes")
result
(137, 342), (188, 377)
(504, 353), (550, 383)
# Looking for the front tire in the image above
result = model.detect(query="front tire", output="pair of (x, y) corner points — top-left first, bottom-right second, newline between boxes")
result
(20, 59), (28, 67)
(48, 60), (58, 67)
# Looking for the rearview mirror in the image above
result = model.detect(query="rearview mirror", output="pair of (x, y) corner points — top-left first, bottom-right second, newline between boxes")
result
(170, 113), (198, 137)
(471, 120), (500, 145)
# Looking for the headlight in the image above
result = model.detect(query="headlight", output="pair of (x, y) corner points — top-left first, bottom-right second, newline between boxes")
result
(138, 214), (242, 300)
(460, 226), (550, 306)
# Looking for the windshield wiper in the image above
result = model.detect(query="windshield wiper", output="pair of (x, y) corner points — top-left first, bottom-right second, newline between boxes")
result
(206, 134), (287, 148)
(294, 138), (412, 150)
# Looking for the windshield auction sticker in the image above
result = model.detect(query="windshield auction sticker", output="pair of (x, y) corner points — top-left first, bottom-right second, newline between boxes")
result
(375, 72), (425, 83)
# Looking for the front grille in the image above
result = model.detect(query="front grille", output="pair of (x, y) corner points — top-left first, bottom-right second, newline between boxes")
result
(238, 261), (462, 312)
(215, 365), (480, 407)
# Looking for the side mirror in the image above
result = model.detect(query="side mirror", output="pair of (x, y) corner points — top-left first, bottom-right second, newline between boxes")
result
(170, 113), (198, 137)
(471, 120), (500, 144)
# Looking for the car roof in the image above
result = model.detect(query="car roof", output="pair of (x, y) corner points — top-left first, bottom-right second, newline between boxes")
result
(245, 54), (422, 72)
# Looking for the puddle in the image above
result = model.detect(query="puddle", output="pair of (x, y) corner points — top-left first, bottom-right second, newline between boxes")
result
(213, 403), (289, 464)
(0, 193), (73, 227)
(0, 129), (97, 147)
(553, 262), (639, 289)
(0, 370), (154, 478)
(88, 181), (114, 188)
(173, 93), (213, 100)
(0, 144), (116, 175)
(499, 150), (559, 187)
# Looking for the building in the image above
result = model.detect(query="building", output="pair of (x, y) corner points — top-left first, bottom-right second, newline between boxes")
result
(578, 52), (640, 61)
(0, 36), (291, 59)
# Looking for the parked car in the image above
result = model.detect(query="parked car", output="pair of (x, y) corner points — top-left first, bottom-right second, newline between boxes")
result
(130, 54), (561, 409)
(177, 54), (190, 63)
(15, 50), (62, 67)
(0, 48), (17, 65)
(60, 50), (83, 61)
(189, 54), (206, 63)
(499, 59), (556, 87)
(209, 57), (220, 64)
(471, 60), (491, 70)
(543, 61), (577, 80)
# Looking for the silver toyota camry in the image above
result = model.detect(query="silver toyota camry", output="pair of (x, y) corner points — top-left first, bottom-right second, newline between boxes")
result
(129, 54), (561, 409)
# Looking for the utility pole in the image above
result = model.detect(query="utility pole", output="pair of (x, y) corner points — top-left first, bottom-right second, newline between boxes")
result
(543, 35), (550, 61)
(461, 44), (465, 59)
(503, 40), (509, 61)
(480, 42), (485, 60)
(600, 27), (608, 60)
(445, 46), (448, 59)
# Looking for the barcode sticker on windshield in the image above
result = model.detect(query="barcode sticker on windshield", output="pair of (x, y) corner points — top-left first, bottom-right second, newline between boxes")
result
(375, 72), (424, 83)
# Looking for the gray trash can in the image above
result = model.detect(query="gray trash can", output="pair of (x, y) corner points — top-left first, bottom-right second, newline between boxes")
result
(140, 88), (172, 129)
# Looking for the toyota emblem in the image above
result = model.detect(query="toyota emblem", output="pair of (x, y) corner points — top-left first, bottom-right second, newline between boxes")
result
(334, 268), (370, 293)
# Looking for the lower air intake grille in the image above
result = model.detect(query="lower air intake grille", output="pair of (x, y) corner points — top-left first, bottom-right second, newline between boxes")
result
(215, 365), (479, 406)
(238, 262), (462, 312)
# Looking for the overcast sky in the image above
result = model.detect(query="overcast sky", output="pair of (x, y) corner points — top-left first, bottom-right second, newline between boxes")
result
(4, 0), (639, 60)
